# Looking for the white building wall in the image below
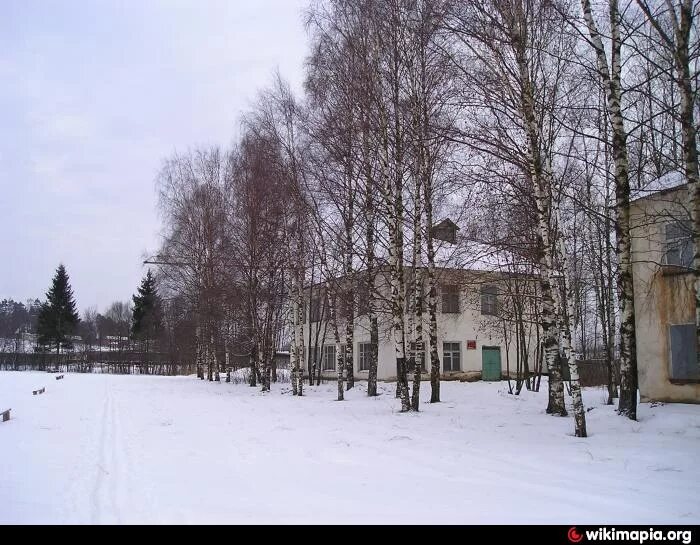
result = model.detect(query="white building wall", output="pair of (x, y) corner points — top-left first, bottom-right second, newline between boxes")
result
(303, 279), (532, 381)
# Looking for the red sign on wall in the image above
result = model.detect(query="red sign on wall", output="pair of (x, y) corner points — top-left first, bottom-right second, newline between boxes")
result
(467, 340), (477, 350)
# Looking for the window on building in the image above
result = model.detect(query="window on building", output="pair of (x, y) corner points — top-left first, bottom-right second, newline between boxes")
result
(358, 342), (373, 372)
(337, 287), (354, 320)
(322, 345), (336, 371)
(357, 297), (370, 317)
(443, 342), (461, 372)
(670, 324), (700, 381)
(310, 295), (326, 323)
(481, 285), (499, 316)
(441, 285), (460, 314)
(665, 220), (693, 268)
(356, 279), (371, 317)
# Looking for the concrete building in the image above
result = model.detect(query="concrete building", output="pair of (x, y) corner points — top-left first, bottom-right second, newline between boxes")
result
(630, 173), (700, 403)
(303, 228), (539, 382)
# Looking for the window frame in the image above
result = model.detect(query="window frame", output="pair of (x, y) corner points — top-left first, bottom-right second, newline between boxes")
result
(322, 345), (336, 371)
(309, 294), (328, 323)
(443, 341), (461, 372)
(669, 323), (700, 382)
(664, 220), (694, 269)
(358, 342), (373, 372)
(441, 284), (460, 314)
(481, 285), (499, 316)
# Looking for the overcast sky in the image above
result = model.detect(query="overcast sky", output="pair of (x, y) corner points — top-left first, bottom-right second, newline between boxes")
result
(0, 0), (309, 312)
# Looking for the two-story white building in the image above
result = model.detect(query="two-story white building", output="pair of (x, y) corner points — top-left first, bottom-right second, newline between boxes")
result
(302, 222), (539, 382)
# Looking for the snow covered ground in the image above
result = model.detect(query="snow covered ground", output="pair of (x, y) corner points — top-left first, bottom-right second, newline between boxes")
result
(1, 372), (698, 525)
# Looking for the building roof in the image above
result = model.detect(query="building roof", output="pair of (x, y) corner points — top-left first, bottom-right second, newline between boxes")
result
(630, 171), (687, 203)
(433, 218), (460, 231)
(433, 235), (532, 274)
(305, 219), (536, 291)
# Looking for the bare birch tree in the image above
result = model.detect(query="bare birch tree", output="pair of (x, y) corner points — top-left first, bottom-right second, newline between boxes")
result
(579, 0), (640, 419)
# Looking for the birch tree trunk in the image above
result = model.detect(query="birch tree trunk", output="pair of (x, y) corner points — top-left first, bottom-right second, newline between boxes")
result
(409, 0), (439, 410)
(364, 137), (380, 397)
(373, 32), (409, 409)
(249, 341), (258, 388)
(206, 343), (213, 382)
(581, 0), (638, 420)
(387, 168), (410, 411)
(425, 184), (441, 403)
(290, 277), (300, 396)
(411, 164), (424, 411)
(211, 333), (220, 383)
(391, 2), (410, 412)
(195, 322), (204, 380)
(384, 129), (410, 410)
(343, 137), (356, 391)
(295, 266), (305, 396)
(555, 215), (588, 437)
(260, 338), (271, 393)
(411, 270), (425, 411)
(511, 20), (567, 416)
(604, 155), (618, 402)
(225, 322), (231, 383)
(535, 199), (567, 418)
(288, 243), (306, 397)
(330, 289), (344, 402)
(344, 221), (355, 392)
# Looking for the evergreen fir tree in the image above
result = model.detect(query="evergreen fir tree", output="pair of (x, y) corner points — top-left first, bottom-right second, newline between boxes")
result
(37, 264), (81, 353)
(131, 270), (163, 350)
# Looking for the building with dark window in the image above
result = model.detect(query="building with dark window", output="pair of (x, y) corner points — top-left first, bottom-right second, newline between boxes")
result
(630, 173), (700, 403)
(302, 221), (539, 382)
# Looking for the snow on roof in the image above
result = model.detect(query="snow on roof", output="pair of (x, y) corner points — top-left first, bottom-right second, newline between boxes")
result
(432, 218), (460, 230)
(630, 171), (686, 202)
(308, 226), (534, 288)
(432, 234), (530, 274)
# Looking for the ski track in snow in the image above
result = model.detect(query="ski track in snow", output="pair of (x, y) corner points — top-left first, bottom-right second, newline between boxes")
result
(90, 379), (150, 524)
(91, 380), (122, 524)
(1, 371), (699, 524)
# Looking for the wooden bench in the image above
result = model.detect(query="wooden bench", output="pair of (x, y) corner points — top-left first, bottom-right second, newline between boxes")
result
(55, 375), (65, 380)
(1, 409), (9, 422)
(33, 387), (46, 396)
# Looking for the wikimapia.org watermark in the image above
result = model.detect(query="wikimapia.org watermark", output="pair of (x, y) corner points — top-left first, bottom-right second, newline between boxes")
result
(568, 527), (693, 544)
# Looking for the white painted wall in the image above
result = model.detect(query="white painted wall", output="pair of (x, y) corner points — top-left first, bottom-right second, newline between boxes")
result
(303, 270), (537, 381)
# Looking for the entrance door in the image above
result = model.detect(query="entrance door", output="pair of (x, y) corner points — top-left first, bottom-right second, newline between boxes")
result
(482, 347), (502, 381)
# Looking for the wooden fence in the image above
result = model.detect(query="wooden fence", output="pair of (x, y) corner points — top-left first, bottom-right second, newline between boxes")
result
(561, 359), (615, 387)
(0, 351), (188, 376)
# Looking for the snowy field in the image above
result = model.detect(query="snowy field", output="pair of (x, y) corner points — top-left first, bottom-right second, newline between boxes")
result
(1, 372), (699, 525)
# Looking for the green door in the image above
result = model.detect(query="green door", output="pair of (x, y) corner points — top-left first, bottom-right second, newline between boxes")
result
(482, 347), (502, 381)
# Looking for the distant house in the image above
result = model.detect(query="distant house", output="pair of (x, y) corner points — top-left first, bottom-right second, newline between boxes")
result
(630, 172), (700, 403)
(102, 335), (130, 351)
(302, 220), (539, 382)
(431, 218), (460, 244)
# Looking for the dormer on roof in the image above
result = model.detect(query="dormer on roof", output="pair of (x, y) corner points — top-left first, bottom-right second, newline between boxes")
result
(431, 218), (460, 245)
